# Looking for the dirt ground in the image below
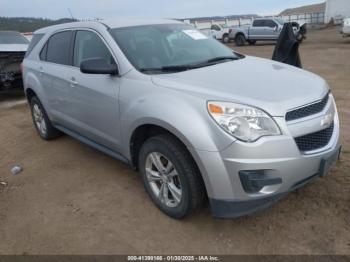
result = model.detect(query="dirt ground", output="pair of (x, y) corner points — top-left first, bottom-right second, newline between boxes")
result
(0, 27), (349, 255)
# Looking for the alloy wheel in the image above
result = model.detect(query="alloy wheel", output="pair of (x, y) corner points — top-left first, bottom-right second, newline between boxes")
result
(33, 104), (47, 136)
(145, 152), (182, 208)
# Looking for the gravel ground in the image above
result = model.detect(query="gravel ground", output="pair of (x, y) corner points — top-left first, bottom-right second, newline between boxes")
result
(0, 27), (349, 255)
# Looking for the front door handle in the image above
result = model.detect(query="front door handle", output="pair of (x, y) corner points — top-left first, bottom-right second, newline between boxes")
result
(39, 67), (44, 76)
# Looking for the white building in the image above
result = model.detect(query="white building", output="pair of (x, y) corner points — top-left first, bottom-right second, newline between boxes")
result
(325, 0), (350, 23)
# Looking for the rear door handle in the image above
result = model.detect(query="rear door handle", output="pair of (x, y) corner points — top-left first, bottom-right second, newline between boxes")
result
(70, 77), (78, 87)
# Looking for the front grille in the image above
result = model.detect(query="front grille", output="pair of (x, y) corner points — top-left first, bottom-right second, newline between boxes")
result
(295, 123), (334, 152)
(286, 93), (329, 121)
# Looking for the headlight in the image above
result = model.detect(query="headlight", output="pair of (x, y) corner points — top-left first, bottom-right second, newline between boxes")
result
(207, 101), (281, 142)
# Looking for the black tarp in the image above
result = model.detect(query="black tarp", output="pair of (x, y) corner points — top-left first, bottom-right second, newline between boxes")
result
(272, 23), (302, 68)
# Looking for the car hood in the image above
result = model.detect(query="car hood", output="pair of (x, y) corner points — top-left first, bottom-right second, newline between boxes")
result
(0, 44), (28, 52)
(152, 56), (329, 116)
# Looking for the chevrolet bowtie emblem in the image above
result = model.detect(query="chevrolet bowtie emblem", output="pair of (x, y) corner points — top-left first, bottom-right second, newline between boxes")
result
(321, 114), (333, 127)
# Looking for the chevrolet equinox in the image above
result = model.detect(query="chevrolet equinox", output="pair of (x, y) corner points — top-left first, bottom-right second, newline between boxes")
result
(23, 19), (341, 218)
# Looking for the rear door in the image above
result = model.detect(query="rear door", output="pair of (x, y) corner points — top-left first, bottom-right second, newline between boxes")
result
(38, 30), (74, 123)
(64, 29), (121, 151)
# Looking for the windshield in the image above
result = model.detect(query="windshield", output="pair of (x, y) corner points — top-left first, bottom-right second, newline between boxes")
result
(275, 18), (285, 25)
(110, 23), (240, 73)
(0, 31), (29, 44)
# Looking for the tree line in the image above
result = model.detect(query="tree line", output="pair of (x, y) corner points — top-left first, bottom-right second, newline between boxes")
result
(0, 17), (77, 32)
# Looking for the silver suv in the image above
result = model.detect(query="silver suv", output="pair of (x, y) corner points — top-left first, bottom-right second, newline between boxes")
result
(23, 19), (341, 219)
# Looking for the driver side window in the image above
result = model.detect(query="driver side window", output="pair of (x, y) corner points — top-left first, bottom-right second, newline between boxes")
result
(265, 20), (277, 28)
(211, 25), (221, 31)
(73, 30), (115, 68)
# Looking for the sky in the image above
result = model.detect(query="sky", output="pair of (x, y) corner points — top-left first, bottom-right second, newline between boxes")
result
(1, 0), (324, 19)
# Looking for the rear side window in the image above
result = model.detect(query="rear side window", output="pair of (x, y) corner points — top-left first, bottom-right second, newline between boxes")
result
(45, 31), (73, 65)
(252, 20), (264, 27)
(25, 34), (44, 58)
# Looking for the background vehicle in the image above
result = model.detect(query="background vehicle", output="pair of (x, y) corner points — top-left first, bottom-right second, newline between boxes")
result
(23, 19), (340, 219)
(341, 18), (350, 37)
(229, 18), (306, 46)
(0, 31), (29, 91)
(200, 24), (232, 43)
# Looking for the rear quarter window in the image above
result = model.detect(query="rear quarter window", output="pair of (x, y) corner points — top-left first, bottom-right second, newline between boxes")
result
(25, 34), (44, 58)
(40, 43), (48, 61)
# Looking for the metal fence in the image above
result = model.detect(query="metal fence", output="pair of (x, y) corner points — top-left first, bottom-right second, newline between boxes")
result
(280, 12), (325, 24)
(190, 12), (325, 29)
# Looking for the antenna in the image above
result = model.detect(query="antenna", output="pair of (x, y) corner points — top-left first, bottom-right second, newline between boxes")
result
(67, 8), (74, 19)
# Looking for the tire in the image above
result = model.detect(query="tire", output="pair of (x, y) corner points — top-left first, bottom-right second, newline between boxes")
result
(248, 40), (256, 45)
(30, 96), (61, 140)
(138, 134), (206, 219)
(222, 34), (230, 44)
(235, 34), (246, 46)
(296, 33), (304, 43)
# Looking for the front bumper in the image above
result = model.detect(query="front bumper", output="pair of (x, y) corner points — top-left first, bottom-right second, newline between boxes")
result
(195, 95), (341, 218)
(209, 144), (341, 218)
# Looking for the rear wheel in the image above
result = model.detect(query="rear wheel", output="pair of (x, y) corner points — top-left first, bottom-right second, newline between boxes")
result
(222, 34), (230, 44)
(138, 134), (206, 219)
(235, 34), (246, 46)
(30, 96), (61, 140)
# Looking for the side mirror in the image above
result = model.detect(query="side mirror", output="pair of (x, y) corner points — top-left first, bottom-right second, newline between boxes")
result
(80, 58), (118, 75)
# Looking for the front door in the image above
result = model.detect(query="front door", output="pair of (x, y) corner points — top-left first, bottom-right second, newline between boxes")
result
(264, 20), (279, 40)
(249, 20), (266, 40)
(65, 30), (122, 151)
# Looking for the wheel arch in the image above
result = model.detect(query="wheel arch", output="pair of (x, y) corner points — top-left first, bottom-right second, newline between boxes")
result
(23, 71), (47, 105)
(235, 32), (246, 40)
(129, 121), (196, 169)
(25, 88), (37, 103)
(222, 33), (229, 39)
(128, 121), (213, 197)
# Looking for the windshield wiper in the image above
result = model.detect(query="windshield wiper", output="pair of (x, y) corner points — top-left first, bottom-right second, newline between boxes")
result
(140, 65), (195, 73)
(188, 56), (240, 69)
(205, 56), (240, 63)
(139, 56), (240, 74)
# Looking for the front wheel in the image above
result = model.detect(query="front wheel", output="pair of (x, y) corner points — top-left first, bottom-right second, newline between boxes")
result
(296, 33), (304, 43)
(138, 134), (206, 219)
(235, 34), (246, 46)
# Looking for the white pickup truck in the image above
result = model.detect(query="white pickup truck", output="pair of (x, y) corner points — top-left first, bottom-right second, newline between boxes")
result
(229, 18), (306, 46)
(341, 18), (350, 37)
(200, 24), (232, 43)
